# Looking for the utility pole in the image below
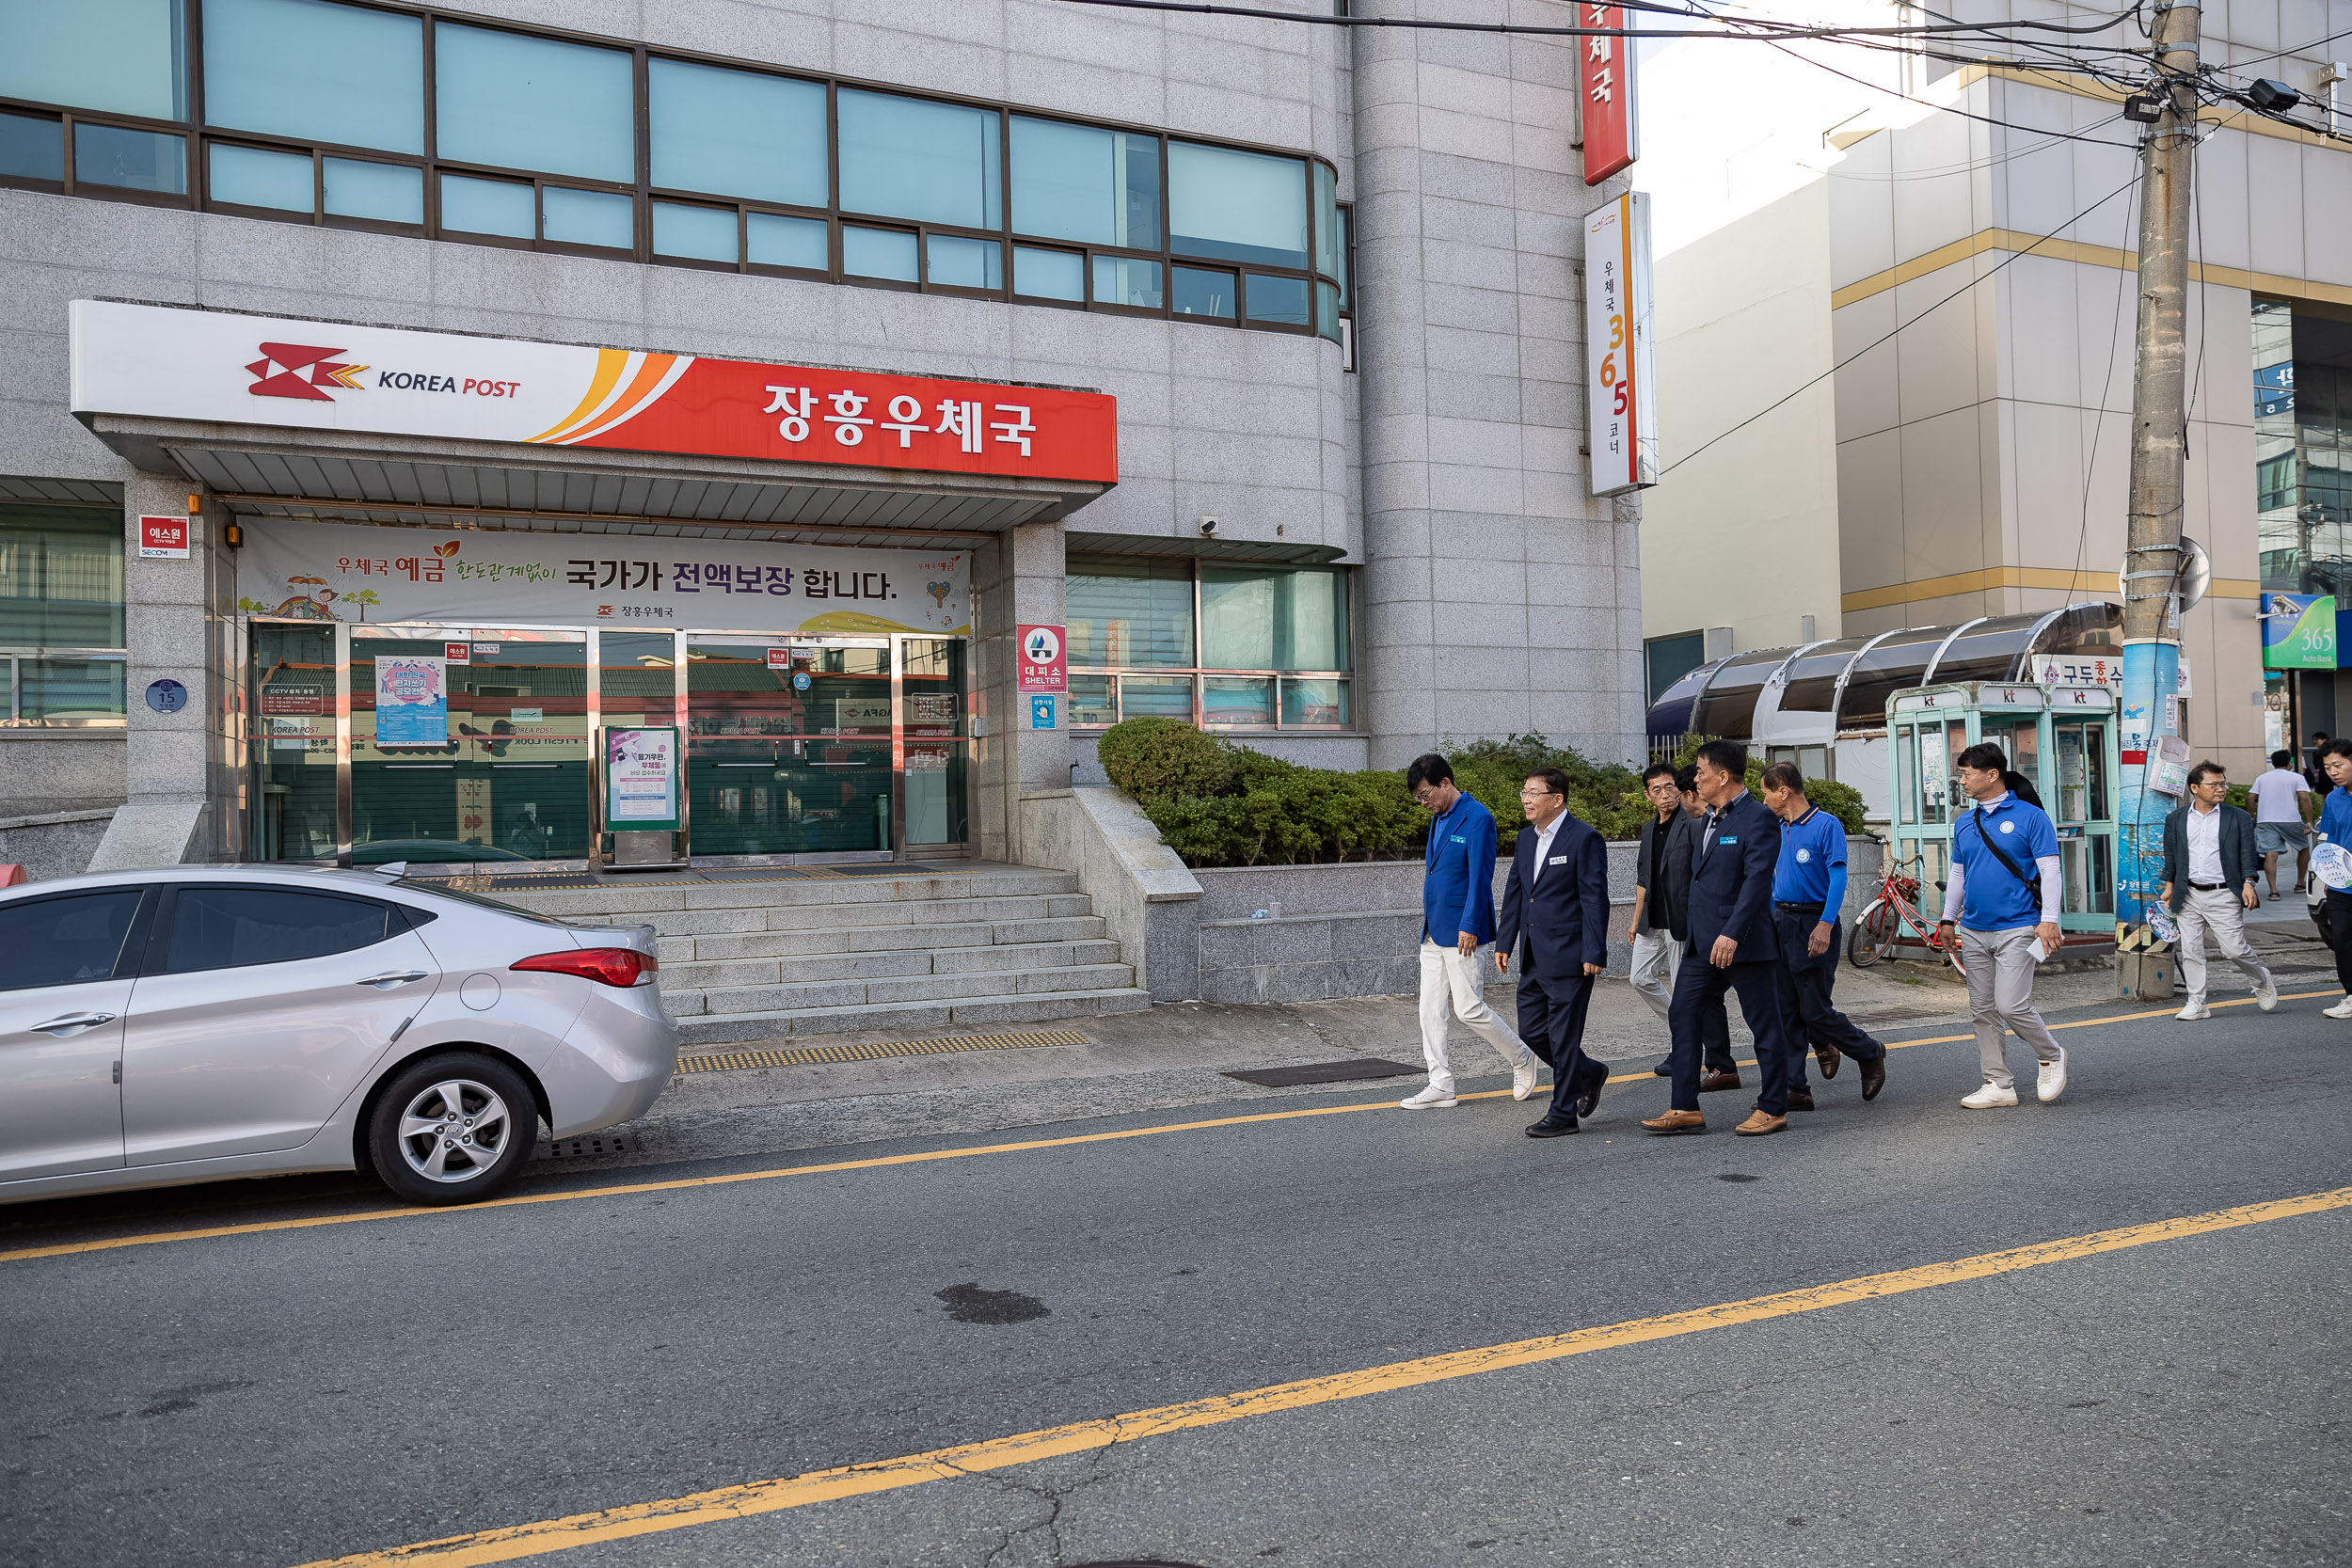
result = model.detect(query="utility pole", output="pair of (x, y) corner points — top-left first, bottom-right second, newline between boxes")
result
(2116, 0), (2201, 924)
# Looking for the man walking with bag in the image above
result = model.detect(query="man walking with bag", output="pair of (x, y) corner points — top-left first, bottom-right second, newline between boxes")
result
(1936, 743), (2068, 1107)
(2159, 761), (2277, 1021)
(1400, 752), (1541, 1109)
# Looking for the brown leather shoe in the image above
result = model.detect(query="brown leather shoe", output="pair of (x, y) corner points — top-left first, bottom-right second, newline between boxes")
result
(1641, 1108), (1707, 1134)
(1814, 1040), (1842, 1079)
(1698, 1069), (1741, 1093)
(1860, 1055), (1886, 1101)
(1784, 1088), (1816, 1112)
(1734, 1110), (1788, 1136)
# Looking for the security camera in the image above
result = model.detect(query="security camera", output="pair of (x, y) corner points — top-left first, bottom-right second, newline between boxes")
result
(1199, 515), (1218, 537)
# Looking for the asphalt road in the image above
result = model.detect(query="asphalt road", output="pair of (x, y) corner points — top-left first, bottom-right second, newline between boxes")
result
(5, 989), (2350, 1568)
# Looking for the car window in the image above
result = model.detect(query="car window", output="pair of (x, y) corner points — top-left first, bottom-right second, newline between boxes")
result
(0, 890), (146, 991)
(162, 887), (398, 974)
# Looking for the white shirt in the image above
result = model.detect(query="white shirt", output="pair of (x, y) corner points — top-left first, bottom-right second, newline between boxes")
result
(2185, 801), (2225, 883)
(1528, 810), (1566, 886)
(2249, 767), (2311, 824)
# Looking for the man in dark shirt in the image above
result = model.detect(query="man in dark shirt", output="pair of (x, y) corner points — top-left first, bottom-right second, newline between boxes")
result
(1632, 764), (1736, 1085)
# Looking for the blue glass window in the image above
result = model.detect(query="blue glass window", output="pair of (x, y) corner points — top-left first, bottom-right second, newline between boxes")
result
(439, 173), (532, 238)
(209, 143), (311, 212)
(1245, 273), (1310, 326)
(842, 225), (918, 282)
(1316, 279), (1341, 342)
(1313, 162), (1338, 281)
(655, 201), (738, 262)
(1172, 265), (1234, 320)
(542, 186), (633, 249)
(1093, 256), (1162, 309)
(0, 0), (185, 120)
(1009, 117), (1158, 247)
(1333, 204), (1351, 309)
(436, 24), (633, 184)
(1168, 142), (1307, 269)
(926, 234), (1002, 291)
(1015, 246), (1084, 302)
(649, 58), (826, 208)
(325, 158), (421, 224)
(75, 125), (185, 194)
(837, 89), (1000, 230)
(748, 212), (828, 271)
(204, 0), (421, 154)
(0, 112), (64, 183)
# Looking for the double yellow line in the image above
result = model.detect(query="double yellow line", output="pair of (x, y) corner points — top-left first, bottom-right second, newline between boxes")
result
(293, 1182), (2352, 1567)
(2, 990), (2327, 1267)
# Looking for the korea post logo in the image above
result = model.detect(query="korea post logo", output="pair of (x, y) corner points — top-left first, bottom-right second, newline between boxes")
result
(246, 342), (368, 402)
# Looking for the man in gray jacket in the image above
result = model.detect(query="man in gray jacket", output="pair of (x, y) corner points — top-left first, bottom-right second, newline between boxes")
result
(2159, 760), (2277, 1021)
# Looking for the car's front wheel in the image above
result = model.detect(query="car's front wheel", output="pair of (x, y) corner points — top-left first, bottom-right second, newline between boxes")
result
(367, 1053), (536, 1205)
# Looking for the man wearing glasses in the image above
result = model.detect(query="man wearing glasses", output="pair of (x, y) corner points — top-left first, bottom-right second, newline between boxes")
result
(1400, 752), (1541, 1110)
(1496, 767), (1613, 1136)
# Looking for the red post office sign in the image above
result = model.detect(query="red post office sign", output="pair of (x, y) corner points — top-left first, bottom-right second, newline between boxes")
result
(137, 515), (190, 559)
(1579, 2), (1640, 185)
(444, 641), (470, 664)
(1017, 625), (1067, 693)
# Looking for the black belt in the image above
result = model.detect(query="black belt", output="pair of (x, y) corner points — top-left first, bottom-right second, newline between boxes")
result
(1774, 900), (1828, 912)
(2186, 879), (2226, 892)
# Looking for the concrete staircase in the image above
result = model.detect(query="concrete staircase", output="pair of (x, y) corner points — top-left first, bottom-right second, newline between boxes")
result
(492, 866), (1151, 1044)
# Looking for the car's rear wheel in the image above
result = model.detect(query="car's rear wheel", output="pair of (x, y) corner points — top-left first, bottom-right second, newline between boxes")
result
(367, 1053), (535, 1205)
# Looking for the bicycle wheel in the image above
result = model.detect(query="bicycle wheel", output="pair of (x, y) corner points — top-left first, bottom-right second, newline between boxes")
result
(1848, 898), (1898, 967)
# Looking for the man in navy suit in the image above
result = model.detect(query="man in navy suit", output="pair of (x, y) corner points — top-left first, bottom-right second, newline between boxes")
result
(1496, 767), (1613, 1137)
(1643, 740), (1804, 1137)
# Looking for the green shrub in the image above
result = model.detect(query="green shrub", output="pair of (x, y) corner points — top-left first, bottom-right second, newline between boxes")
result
(1096, 716), (1235, 800)
(1668, 734), (1867, 835)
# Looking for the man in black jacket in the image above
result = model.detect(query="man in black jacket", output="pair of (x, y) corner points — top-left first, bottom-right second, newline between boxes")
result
(2159, 760), (2276, 1021)
(1631, 765), (1739, 1085)
(1497, 768), (1613, 1137)
(1643, 741), (1803, 1137)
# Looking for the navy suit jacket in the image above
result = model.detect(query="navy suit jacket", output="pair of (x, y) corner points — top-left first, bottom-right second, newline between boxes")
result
(1495, 813), (1611, 981)
(1685, 791), (1782, 962)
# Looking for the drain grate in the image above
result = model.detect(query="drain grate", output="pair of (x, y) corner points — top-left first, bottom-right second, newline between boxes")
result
(545, 1132), (637, 1159)
(676, 1029), (1090, 1072)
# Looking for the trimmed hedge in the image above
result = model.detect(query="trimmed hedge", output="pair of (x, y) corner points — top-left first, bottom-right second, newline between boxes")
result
(1094, 719), (1871, 869)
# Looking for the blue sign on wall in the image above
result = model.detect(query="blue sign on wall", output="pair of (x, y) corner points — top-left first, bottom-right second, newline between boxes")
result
(1030, 693), (1057, 730)
(2254, 361), (2295, 418)
(143, 678), (186, 713)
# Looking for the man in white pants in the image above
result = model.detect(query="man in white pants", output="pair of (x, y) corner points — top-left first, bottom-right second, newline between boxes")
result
(2159, 761), (2278, 1020)
(1400, 752), (1539, 1109)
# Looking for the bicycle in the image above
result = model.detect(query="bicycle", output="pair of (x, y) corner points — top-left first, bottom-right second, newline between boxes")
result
(1849, 847), (1967, 975)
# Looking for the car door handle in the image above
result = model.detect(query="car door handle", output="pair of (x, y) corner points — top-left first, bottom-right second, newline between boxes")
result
(29, 1012), (117, 1036)
(356, 971), (430, 990)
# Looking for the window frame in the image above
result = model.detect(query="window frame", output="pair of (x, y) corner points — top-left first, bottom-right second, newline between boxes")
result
(0, 0), (1344, 344)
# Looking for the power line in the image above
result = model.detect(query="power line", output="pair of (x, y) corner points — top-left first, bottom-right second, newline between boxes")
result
(1660, 169), (2145, 477)
(1050, 0), (2147, 46)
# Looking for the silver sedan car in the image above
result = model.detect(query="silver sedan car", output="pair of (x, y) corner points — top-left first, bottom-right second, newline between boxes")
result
(0, 864), (675, 1207)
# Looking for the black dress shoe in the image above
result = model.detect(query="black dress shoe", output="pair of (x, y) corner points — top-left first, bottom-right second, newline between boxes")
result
(1575, 1064), (1609, 1119)
(1860, 1055), (1886, 1101)
(1526, 1117), (1581, 1138)
(1653, 1058), (1672, 1077)
(1785, 1088), (1817, 1112)
(1815, 1040), (1842, 1079)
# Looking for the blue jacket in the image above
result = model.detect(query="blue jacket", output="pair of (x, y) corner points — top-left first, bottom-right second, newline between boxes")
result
(1496, 812), (1611, 980)
(1685, 790), (1782, 961)
(1422, 790), (1500, 946)
(2323, 784), (2352, 852)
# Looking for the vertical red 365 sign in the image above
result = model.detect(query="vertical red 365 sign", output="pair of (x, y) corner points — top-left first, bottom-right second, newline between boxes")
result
(1579, 2), (1639, 185)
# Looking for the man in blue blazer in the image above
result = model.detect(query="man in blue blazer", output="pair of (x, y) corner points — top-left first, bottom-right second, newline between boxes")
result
(1642, 740), (1804, 1136)
(1496, 767), (1613, 1136)
(1399, 752), (1540, 1109)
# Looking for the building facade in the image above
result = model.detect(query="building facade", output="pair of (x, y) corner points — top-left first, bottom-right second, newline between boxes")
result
(0, 0), (1642, 877)
(1635, 0), (2352, 782)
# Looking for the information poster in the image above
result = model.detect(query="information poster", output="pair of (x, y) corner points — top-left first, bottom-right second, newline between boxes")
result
(374, 656), (448, 746)
(606, 727), (680, 829)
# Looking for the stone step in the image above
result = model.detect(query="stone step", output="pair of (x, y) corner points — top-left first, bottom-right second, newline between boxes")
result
(667, 961), (1135, 1018)
(499, 868), (1079, 922)
(673, 985), (1154, 1044)
(659, 938), (1123, 990)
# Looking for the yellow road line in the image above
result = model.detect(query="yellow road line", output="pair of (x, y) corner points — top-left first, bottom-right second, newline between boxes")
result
(4, 989), (2330, 1267)
(291, 1183), (2352, 1568)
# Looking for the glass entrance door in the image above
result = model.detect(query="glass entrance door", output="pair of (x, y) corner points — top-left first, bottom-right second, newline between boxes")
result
(685, 637), (895, 858)
(348, 627), (591, 865)
(899, 636), (969, 849)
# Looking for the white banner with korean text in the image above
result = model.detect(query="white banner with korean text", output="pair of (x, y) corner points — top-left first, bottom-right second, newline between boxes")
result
(239, 519), (969, 636)
(1585, 191), (1658, 497)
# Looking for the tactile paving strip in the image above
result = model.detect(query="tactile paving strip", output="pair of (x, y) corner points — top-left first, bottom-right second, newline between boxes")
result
(675, 1028), (1090, 1072)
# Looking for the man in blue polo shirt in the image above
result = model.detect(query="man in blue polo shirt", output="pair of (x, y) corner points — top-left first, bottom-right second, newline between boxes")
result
(1398, 752), (1540, 1109)
(2314, 737), (2352, 1019)
(1759, 763), (1888, 1105)
(1935, 741), (2067, 1107)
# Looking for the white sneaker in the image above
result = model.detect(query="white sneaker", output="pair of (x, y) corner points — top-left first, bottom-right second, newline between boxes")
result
(2174, 999), (2210, 1021)
(1511, 1057), (1539, 1101)
(2037, 1047), (2068, 1103)
(1961, 1082), (2019, 1109)
(2255, 976), (2279, 1013)
(2326, 997), (2352, 1020)
(1400, 1084), (1458, 1109)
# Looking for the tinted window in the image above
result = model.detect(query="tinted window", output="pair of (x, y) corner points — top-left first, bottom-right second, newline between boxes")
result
(163, 888), (394, 974)
(435, 24), (634, 183)
(204, 0), (421, 153)
(837, 88), (1000, 230)
(0, 891), (144, 991)
(648, 57), (826, 207)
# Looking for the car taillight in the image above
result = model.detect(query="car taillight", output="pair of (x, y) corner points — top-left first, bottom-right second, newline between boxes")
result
(511, 947), (657, 988)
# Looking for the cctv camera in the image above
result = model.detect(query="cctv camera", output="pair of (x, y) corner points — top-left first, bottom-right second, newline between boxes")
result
(1199, 515), (1218, 536)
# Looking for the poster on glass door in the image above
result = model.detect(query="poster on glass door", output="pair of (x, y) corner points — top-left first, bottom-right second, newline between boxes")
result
(374, 656), (448, 746)
(606, 727), (681, 829)
(241, 518), (970, 635)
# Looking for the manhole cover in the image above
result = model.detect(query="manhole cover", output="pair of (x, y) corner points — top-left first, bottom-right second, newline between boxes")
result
(544, 1132), (637, 1159)
(1223, 1056), (1420, 1088)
